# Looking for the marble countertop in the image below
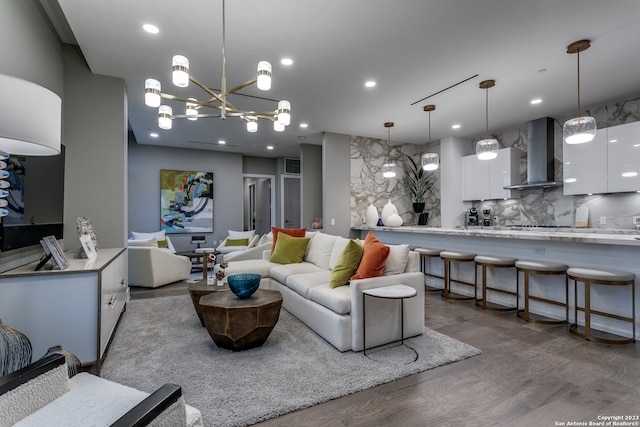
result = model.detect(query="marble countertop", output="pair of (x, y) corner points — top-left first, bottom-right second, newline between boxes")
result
(352, 225), (640, 247)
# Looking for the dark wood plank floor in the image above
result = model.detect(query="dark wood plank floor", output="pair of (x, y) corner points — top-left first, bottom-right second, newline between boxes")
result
(129, 281), (640, 427)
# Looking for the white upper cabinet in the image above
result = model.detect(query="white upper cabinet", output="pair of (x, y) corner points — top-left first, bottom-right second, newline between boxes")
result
(606, 121), (640, 193)
(463, 147), (518, 201)
(563, 121), (640, 195)
(563, 128), (607, 195)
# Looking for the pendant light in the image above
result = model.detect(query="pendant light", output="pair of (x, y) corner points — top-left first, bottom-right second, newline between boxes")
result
(476, 79), (499, 160)
(382, 122), (396, 178)
(563, 40), (596, 144)
(421, 105), (439, 171)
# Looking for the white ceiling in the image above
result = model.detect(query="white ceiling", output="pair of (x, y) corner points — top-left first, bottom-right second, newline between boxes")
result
(48, 0), (640, 158)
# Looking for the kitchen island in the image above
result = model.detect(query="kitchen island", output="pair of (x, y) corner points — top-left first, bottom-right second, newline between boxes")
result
(352, 225), (640, 340)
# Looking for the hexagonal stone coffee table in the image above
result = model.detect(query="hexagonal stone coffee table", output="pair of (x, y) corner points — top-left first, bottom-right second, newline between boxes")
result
(199, 289), (283, 351)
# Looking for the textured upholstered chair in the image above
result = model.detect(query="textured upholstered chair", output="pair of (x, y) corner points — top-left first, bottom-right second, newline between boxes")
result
(216, 230), (259, 255)
(0, 354), (203, 426)
(127, 239), (192, 288)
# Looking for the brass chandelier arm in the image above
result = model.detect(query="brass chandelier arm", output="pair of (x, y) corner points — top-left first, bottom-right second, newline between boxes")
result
(226, 77), (258, 96)
(189, 76), (225, 105)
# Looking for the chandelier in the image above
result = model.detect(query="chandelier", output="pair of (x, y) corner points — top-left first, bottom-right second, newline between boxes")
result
(144, 0), (291, 133)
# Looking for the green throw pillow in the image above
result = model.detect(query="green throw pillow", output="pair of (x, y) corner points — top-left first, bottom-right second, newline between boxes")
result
(226, 238), (249, 246)
(270, 233), (310, 264)
(156, 239), (169, 249)
(329, 239), (363, 288)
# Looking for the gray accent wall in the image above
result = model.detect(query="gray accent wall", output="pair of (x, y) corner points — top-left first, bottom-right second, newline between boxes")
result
(128, 143), (244, 252)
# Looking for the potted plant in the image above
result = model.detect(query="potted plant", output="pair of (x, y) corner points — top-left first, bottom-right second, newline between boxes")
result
(403, 154), (429, 213)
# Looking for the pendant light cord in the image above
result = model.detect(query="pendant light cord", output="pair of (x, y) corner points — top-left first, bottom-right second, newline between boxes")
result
(485, 86), (489, 138)
(577, 49), (581, 119)
(428, 111), (431, 143)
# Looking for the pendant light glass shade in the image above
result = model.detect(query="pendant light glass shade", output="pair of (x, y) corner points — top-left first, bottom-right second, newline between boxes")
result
(563, 40), (596, 144)
(382, 122), (396, 178)
(422, 105), (439, 170)
(563, 116), (596, 144)
(422, 153), (439, 171)
(273, 118), (285, 132)
(476, 80), (499, 160)
(476, 139), (499, 160)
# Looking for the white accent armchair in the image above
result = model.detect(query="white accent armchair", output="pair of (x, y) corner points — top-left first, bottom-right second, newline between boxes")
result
(127, 245), (192, 288)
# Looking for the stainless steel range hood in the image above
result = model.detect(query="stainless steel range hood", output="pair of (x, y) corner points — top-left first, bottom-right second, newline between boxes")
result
(504, 116), (562, 190)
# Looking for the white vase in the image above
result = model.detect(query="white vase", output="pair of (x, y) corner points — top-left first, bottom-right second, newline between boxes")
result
(365, 204), (378, 227)
(386, 213), (403, 227)
(381, 200), (398, 224)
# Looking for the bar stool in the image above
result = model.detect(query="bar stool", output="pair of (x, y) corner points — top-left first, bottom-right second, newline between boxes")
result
(474, 255), (518, 311)
(415, 248), (444, 293)
(567, 267), (636, 344)
(516, 260), (568, 324)
(440, 251), (477, 301)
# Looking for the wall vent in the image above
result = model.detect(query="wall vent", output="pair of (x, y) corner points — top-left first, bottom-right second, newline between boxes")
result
(284, 158), (300, 174)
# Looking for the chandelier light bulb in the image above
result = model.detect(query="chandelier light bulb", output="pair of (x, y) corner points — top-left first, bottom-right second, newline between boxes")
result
(0, 181), (9, 189)
(0, 190), (8, 198)
(422, 153), (439, 171)
(246, 116), (258, 133)
(186, 98), (198, 121)
(158, 105), (172, 129)
(273, 118), (285, 132)
(277, 100), (291, 126)
(257, 61), (272, 91)
(172, 55), (190, 88)
(144, 79), (161, 107)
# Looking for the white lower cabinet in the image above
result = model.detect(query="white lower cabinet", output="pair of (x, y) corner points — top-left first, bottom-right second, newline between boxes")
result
(0, 248), (127, 375)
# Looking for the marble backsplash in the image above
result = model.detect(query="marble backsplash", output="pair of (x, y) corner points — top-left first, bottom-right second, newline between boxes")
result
(350, 95), (640, 230)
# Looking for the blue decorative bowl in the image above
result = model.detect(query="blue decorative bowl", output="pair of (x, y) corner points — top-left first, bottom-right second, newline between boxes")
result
(227, 273), (261, 299)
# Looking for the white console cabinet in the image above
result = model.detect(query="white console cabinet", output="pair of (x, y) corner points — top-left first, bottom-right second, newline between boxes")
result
(0, 248), (127, 375)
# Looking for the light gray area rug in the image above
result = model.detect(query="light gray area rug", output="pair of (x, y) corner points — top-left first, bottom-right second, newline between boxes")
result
(101, 294), (481, 427)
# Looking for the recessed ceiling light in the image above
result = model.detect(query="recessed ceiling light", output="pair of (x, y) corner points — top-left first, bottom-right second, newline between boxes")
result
(299, 123), (308, 128)
(218, 140), (226, 145)
(530, 98), (542, 105)
(281, 58), (293, 66)
(267, 145), (274, 150)
(364, 81), (376, 88)
(451, 124), (461, 129)
(143, 24), (159, 34)
(634, 143), (640, 147)
(622, 171), (638, 178)
(609, 139), (618, 143)
(150, 132), (159, 138)
(565, 178), (577, 183)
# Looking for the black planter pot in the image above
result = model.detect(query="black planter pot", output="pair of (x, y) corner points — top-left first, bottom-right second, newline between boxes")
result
(412, 202), (425, 213)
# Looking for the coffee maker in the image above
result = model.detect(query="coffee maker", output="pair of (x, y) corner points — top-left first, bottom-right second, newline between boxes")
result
(483, 209), (491, 226)
(467, 207), (479, 226)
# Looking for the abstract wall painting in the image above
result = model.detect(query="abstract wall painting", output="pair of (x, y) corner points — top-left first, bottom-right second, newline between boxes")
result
(160, 170), (213, 234)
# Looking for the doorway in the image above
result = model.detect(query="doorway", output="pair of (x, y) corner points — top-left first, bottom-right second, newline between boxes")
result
(243, 174), (275, 236)
(281, 175), (301, 229)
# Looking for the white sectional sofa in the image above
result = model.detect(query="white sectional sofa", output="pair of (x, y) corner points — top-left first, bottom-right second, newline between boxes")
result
(223, 232), (424, 352)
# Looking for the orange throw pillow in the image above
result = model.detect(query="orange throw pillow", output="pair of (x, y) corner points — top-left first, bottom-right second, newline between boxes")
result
(350, 231), (390, 280)
(271, 227), (307, 254)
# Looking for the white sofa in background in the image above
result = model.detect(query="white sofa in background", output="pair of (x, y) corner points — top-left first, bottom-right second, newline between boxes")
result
(224, 232), (424, 352)
(0, 354), (203, 427)
(127, 239), (192, 288)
